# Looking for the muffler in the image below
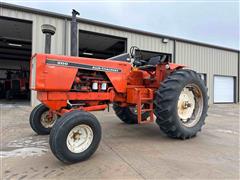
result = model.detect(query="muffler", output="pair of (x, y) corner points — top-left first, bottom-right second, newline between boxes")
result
(71, 9), (80, 56)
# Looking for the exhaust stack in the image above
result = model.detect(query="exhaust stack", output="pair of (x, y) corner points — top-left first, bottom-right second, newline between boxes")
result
(41, 24), (56, 54)
(71, 9), (80, 56)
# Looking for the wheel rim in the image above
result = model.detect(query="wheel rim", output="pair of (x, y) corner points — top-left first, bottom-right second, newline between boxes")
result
(40, 111), (58, 128)
(66, 124), (93, 153)
(177, 84), (203, 127)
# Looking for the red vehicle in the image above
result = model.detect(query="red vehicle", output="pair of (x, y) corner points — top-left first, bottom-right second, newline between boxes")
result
(29, 50), (208, 163)
(29, 10), (208, 164)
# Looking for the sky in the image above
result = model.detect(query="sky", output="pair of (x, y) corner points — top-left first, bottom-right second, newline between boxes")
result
(2, 0), (239, 49)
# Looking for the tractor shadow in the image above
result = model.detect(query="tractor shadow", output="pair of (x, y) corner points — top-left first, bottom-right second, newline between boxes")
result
(101, 117), (175, 143)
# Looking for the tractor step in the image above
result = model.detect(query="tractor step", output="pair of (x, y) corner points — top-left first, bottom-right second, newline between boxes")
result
(141, 98), (152, 102)
(136, 88), (154, 124)
(141, 109), (152, 112)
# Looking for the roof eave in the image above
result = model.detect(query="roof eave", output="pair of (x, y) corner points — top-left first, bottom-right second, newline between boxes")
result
(1, 2), (239, 53)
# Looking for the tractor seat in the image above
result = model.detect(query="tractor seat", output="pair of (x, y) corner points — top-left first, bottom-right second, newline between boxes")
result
(138, 65), (156, 71)
(148, 55), (167, 66)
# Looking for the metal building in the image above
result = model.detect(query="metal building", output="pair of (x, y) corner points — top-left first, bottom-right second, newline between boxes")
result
(0, 2), (239, 106)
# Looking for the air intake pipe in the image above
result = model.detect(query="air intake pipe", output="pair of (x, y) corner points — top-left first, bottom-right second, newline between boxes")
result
(71, 9), (80, 56)
(41, 24), (56, 54)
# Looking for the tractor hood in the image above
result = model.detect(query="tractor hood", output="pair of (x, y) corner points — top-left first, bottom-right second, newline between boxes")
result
(30, 53), (132, 93)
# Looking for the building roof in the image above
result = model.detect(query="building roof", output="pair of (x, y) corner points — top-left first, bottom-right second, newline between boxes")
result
(1, 2), (239, 53)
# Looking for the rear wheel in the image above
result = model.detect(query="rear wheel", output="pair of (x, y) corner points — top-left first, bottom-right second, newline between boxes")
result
(113, 104), (149, 124)
(49, 110), (101, 164)
(154, 69), (208, 139)
(29, 104), (58, 135)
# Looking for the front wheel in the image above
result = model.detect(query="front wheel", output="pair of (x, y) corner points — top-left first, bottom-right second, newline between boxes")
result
(154, 69), (208, 139)
(49, 110), (102, 164)
(29, 104), (58, 135)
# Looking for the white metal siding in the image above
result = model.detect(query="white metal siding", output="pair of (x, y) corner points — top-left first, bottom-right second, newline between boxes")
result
(176, 41), (239, 104)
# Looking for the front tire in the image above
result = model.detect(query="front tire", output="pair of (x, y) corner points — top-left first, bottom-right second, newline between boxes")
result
(49, 110), (102, 164)
(29, 104), (58, 135)
(154, 69), (208, 139)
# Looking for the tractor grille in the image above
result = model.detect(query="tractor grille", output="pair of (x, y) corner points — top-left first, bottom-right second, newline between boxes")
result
(30, 57), (36, 89)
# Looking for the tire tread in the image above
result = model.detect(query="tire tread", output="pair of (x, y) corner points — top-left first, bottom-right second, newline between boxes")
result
(154, 69), (208, 139)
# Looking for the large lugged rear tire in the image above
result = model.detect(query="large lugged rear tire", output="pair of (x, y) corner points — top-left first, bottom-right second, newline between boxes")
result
(29, 104), (58, 135)
(113, 104), (149, 124)
(154, 69), (208, 139)
(49, 110), (101, 164)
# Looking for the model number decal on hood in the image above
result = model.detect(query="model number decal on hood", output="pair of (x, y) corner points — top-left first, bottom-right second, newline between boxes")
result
(46, 59), (121, 73)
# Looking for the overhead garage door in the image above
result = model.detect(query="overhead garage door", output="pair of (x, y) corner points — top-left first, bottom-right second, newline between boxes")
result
(214, 76), (235, 103)
(0, 17), (32, 102)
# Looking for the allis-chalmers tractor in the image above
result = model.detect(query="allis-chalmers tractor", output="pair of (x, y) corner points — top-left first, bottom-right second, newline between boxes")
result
(29, 10), (208, 164)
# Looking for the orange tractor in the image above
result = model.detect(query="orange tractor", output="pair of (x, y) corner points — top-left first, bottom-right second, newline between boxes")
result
(29, 10), (208, 164)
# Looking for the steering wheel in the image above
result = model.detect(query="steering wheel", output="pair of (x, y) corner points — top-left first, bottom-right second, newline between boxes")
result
(130, 46), (147, 67)
(130, 46), (140, 58)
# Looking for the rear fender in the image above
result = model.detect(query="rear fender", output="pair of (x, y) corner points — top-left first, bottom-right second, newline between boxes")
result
(169, 63), (185, 70)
